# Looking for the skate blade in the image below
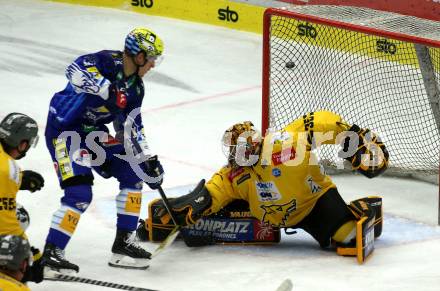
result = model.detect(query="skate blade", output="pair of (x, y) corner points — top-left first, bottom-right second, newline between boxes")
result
(44, 266), (78, 280)
(108, 254), (150, 270)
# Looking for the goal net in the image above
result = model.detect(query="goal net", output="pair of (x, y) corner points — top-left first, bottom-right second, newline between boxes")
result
(262, 5), (440, 182)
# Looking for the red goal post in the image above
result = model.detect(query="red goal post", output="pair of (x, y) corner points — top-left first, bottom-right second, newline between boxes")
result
(261, 6), (440, 224)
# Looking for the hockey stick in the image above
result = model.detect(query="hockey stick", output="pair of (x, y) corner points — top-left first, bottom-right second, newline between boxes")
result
(130, 137), (182, 257)
(151, 225), (180, 258)
(47, 273), (158, 291)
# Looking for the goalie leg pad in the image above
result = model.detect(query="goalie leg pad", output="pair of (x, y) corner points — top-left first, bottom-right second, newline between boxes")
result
(349, 196), (383, 238)
(336, 211), (375, 263)
(337, 198), (377, 263)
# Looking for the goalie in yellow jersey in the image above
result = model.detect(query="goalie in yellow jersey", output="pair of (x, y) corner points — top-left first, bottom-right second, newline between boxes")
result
(142, 111), (388, 263)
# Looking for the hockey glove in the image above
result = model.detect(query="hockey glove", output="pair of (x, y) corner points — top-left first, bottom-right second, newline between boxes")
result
(107, 81), (127, 113)
(143, 155), (164, 190)
(156, 179), (212, 226)
(22, 247), (44, 283)
(20, 170), (44, 192)
(340, 124), (389, 178)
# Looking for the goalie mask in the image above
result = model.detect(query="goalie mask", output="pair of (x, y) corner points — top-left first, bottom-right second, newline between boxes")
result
(222, 121), (262, 168)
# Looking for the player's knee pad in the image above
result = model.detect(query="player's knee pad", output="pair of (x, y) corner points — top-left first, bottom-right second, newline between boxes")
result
(61, 184), (93, 212)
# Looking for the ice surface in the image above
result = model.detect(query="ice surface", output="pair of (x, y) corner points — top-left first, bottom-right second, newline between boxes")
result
(0, 1), (439, 290)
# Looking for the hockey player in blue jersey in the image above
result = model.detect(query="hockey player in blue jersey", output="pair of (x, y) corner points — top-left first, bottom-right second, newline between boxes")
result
(42, 28), (165, 272)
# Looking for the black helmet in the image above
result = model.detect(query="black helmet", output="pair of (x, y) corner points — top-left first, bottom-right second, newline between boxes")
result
(0, 235), (30, 271)
(0, 113), (38, 148)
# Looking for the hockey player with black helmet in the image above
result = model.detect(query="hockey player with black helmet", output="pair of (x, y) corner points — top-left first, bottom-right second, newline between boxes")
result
(42, 27), (165, 272)
(146, 111), (387, 263)
(0, 113), (45, 284)
(0, 235), (31, 290)
(0, 113), (44, 236)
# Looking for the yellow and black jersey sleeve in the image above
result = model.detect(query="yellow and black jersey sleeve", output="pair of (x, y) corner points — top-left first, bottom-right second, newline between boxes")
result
(284, 111), (349, 147)
(205, 166), (253, 214)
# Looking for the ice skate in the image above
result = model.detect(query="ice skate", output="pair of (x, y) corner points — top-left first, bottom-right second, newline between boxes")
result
(42, 243), (79, 278)
(108, 229), (151, 270)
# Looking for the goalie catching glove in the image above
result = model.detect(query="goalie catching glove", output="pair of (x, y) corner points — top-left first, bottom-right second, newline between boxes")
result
(156, 179), (212, 226)
(340, 124), (389, 178)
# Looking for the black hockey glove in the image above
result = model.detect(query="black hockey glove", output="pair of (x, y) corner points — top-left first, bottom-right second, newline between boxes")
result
(340, 124), (389, 178)
(22, 247), (44, 283)
(107, 81), (127, 113)
(143, 155), (164, 190)
(20, 170), (44, 192)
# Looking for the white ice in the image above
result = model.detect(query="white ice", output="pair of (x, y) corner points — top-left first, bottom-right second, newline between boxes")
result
(0, 1), (439, 290)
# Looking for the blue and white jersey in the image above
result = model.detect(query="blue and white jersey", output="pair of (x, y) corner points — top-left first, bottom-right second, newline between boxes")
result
(46, 50), (145, 138)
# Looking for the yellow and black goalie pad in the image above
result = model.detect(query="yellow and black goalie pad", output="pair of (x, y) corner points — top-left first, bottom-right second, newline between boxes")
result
(336, 213), (375, 263)
(349, 196), (383, 238)
(139, 199), (281, 245)
(336, 196), (382, 263)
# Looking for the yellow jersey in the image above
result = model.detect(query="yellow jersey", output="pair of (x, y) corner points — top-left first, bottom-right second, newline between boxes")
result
(0, 272), (30, 291)
(206, 111), (349, 227)
(0, 143), (25, 237)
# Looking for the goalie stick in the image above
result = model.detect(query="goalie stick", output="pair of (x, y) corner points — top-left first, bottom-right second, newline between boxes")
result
(46, 273), (158, 291)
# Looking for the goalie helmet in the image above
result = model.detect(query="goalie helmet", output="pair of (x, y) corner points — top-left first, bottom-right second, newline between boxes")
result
(0, 113), (38, 149)
(16, 203), (30, 231)
(222, 121), (262, 168)
(125, 28), (164, 59)
(0, 235), (31, 271)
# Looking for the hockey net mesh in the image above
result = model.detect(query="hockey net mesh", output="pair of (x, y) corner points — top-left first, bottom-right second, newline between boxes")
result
(264, 6), (440, 178)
